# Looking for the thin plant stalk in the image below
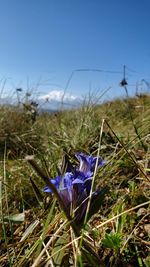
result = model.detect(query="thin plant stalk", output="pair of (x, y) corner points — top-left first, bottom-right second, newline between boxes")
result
(79, 119), (105, 251)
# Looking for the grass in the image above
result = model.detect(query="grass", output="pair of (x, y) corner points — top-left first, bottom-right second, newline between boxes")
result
(0, 93), (150, 267)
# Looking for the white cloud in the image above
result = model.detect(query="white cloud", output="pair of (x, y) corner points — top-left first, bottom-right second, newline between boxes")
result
(38, 90), (78, 102)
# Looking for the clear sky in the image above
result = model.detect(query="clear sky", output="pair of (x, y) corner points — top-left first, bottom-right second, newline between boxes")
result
(0, 0), (150, 102)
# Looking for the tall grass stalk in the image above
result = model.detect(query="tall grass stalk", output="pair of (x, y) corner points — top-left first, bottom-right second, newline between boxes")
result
(79, 119), (105, 251)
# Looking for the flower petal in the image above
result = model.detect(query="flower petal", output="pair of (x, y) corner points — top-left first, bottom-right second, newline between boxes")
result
(60, 187), (72, 205)
(72, 178), (83, 185)
(43, 176), (62, 193)
(62, 172), (73, 188)
(76, 153), (91, 174)
(43, 186), (51, 193)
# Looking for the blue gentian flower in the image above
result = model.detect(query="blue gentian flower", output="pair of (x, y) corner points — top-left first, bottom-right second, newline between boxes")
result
(43, 153), (106, 222)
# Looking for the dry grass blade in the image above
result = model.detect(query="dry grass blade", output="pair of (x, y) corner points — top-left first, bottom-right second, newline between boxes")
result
(95, 200), (150, 229)
(105, 120), (150, 182)
(31, 220), (67, 267)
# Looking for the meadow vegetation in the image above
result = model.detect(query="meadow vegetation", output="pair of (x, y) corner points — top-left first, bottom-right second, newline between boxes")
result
(0, 93), (150, 267)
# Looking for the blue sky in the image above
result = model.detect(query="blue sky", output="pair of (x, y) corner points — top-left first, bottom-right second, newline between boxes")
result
(0, 0), (150, 102)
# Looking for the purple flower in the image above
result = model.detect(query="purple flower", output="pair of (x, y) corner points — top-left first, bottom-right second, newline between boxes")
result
(43, 153), (106, 222)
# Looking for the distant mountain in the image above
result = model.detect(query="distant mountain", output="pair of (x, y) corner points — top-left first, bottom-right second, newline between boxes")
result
(37, 90), (83, 111)
(0, 90), (83, 111)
